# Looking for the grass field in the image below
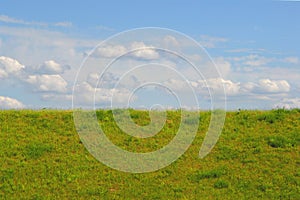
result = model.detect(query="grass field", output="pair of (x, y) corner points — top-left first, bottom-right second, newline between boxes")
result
(0, 109), (299, 199)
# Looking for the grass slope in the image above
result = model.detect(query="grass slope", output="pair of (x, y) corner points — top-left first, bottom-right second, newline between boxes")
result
(0, 109), (299, 199)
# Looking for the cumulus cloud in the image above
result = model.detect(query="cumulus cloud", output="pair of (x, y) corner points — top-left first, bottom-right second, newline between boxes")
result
(257, 79), (290, 93)
(197, 78), (240, 96)
(274, 98), (300, 109)
(73, 81), (135, 106)
(0, 56), (25, 78)
(25, 74), (68, 93)
(164, 78), (240, 96)
(0, 56), (70, 104)
(238, 79), (290, 101)
(90, 42), (159, 60)
(130, 42), (160, 60)
(0, 68), (6, 78)
(164, 79), (190, 91)
(38, 60), (70, 74)
(241, 79), (290, 94)
(87, 72), (119, 88)
(190, 78), (290, 97)
(0, 96), (24, 109)
(241, 82), (256, 92)
(92, 45), (127, 58)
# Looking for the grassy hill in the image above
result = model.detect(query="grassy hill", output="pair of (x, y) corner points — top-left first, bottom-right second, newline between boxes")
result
(0, 109), (299, 199)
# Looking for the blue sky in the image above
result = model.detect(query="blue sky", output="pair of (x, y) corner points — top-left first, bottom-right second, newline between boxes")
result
(0, 1), (300, 110)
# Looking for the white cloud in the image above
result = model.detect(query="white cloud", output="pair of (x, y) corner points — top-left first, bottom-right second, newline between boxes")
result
(0, 96), (24, 109)
(163, 35), (180, 48)
(230, 54), (273, 68)
(0, 68), (6, 78)
(130, 42), (159, 60)
(0, 21), (298, 110)
(86, 73), (100, 87)
(164, 78), (190, 91)
(93, 45), (127, 58)
(274, 98), (300, 109)
(199, 35), (228, 48)
(25, 74), (68, 93)
(0, 26), (97, 48)
(73, 81), (135, 106)
(240, 79), (290, 94)
(201, 78), (240, 96)
(87, 72), (119, 88)
(257, 79), (290, 93)
(240, 54), (272, 67)
(170, 78), (240, 96)
(230, 55), (299, 73)
(241, 82), (256, 92)
(0, 15), (72, 27)
(91, 42), (159, 60)
(0, 56), (25, 77)
(0, 26), (99, 69)
(0, 15), (43, 25)
(283, 57), (299, 64)
(0, 56), (71, 106)
(186, 54), (202, 62)
(220, 79), (240, 95)
(38, 60), (70, 74)
(214, 57), (231, 78)
(193, 78), (290, 97)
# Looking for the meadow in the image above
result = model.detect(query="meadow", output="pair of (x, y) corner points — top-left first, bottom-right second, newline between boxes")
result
(0, 109), (299, 199)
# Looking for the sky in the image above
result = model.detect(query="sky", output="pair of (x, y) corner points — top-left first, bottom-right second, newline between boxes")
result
(0, 0), (300, 110)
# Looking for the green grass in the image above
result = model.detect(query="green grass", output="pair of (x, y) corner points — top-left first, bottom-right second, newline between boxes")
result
(0, 109), (299, 199)
(214, 180), (229, 189)
(24, 142), (53, 159)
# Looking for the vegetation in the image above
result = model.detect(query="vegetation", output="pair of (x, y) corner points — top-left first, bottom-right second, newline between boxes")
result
(0, 109), (299, 199)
